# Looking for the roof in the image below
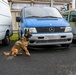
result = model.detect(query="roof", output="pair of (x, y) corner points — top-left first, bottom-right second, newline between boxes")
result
(8, 0), (72, 2)
(35, 0), (72, 2)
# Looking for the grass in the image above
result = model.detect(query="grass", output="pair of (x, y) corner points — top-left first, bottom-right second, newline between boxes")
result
(10, 33), (19, 41)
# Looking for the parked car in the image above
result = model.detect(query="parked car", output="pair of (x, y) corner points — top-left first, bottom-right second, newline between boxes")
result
(0, 0), (13, 45)
(16, 6), (73, 48)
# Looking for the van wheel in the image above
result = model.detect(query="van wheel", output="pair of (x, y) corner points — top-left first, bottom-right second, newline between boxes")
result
(2, 34), (10, 46)
(61, 44), (70, 48)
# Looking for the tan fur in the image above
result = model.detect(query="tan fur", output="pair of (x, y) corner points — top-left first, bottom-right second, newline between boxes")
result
(3, 29), (32, 57)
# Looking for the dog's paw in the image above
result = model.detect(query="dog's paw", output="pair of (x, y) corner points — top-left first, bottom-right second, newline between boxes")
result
(13, 55), (17, 56)
(26, 53), (30, 56)
(17, 53), (23, 56)
(19, 53), (22, 55)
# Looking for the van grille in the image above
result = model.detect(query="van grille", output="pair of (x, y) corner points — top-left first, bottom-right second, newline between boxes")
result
(36, 39), (67, 43)
(36, 26), (65, 33)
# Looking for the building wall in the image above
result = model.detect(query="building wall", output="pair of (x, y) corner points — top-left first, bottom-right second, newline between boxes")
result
(11, 12), (20, 33)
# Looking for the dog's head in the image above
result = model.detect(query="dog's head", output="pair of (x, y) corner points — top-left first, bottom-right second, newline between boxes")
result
(24, 29), (32, 39)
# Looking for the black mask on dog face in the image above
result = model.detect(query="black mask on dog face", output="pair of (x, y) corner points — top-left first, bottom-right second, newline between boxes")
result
(24, 29), (32, 38)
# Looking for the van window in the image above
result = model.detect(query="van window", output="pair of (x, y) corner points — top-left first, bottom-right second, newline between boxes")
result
(24, 7), (62, 18)
(62, 12), (68, 20)
(69, 11), (76, 22)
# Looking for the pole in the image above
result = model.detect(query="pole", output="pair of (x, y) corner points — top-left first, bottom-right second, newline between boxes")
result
(51, 0), (53, 7)
(72, 0), (75, 9)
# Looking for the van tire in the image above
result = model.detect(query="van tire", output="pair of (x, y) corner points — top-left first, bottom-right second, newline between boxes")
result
(61, 44), (70, 48)
(2, 34), (10, 46)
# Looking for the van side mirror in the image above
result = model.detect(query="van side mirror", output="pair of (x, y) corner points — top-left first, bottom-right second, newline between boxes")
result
(16, 17), (21, 22)
(72, 17), (76, 22)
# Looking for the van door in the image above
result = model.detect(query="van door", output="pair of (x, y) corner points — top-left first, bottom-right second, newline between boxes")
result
(69, 11), (76, 40)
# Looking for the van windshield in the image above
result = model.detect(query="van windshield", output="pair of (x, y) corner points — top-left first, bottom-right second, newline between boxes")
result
(24, 7), (62, 18)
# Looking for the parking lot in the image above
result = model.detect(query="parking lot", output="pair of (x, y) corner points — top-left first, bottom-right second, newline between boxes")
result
(0, 41), (76, 75)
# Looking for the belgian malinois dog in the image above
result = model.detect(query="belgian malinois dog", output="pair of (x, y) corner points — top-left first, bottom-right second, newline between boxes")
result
(3, 29), (32, 56)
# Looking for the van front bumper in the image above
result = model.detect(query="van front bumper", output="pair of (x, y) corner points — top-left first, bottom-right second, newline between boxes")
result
(28, 33), (73, 46)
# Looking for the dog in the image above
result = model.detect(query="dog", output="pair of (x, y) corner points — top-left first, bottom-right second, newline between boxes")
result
(3, 29), (32, 56)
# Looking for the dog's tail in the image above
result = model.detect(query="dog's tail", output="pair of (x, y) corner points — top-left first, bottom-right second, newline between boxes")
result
(3, 52), (11, 56)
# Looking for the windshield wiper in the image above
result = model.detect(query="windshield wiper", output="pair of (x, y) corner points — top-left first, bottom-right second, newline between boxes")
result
(26, 16), (61, 18)
(26, 16), (41, 18)
(41, 16), (61, 18)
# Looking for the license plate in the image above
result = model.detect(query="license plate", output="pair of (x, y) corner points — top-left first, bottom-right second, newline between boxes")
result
(46, 35), (60, 39)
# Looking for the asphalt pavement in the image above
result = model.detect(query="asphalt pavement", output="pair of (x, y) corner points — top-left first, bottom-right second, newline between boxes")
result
(0, 41), (76, 75)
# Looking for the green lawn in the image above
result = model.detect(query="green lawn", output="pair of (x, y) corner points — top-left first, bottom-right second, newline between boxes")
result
(10, 33), (19, 41)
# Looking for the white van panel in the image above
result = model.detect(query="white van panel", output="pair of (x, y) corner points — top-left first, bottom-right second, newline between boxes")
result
(3, 0), (8, 3)
(0, 25), (11, 39)
(0, 0), (12, 26)
(0, 31), (5, 39)
(0, 1), (11, 17)
(0, 15), (12, 25)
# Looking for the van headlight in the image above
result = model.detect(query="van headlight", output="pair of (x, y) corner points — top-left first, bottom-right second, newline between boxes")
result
(24, 28), (37, 33)
(65, 26), (72, 32)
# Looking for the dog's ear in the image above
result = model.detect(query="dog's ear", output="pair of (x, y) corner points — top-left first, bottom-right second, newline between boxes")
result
(28, 29), (29, 32)
(25, 29), (30, 33)
(25, 29), (27, 33)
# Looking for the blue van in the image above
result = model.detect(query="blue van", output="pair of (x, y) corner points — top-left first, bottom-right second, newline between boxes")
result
(16, 6), (73, 48)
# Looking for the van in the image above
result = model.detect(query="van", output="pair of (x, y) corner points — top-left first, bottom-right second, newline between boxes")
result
(0, 0), (13, 45)
(62, 9), (76, 41)
(16, 6), (73, 48)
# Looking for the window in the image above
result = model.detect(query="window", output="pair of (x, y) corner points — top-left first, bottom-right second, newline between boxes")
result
(62, 12), (68, 20)
(69, 11), (76, 22)
(24, 7), (62, 18)
(12, 3), (30, 10)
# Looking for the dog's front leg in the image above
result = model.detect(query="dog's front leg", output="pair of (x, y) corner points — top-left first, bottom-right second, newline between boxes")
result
(22, 47), (30, 56)
(11, 49), (18, 56)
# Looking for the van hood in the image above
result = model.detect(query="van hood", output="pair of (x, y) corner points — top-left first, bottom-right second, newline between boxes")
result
(23, 18), (70, 27)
